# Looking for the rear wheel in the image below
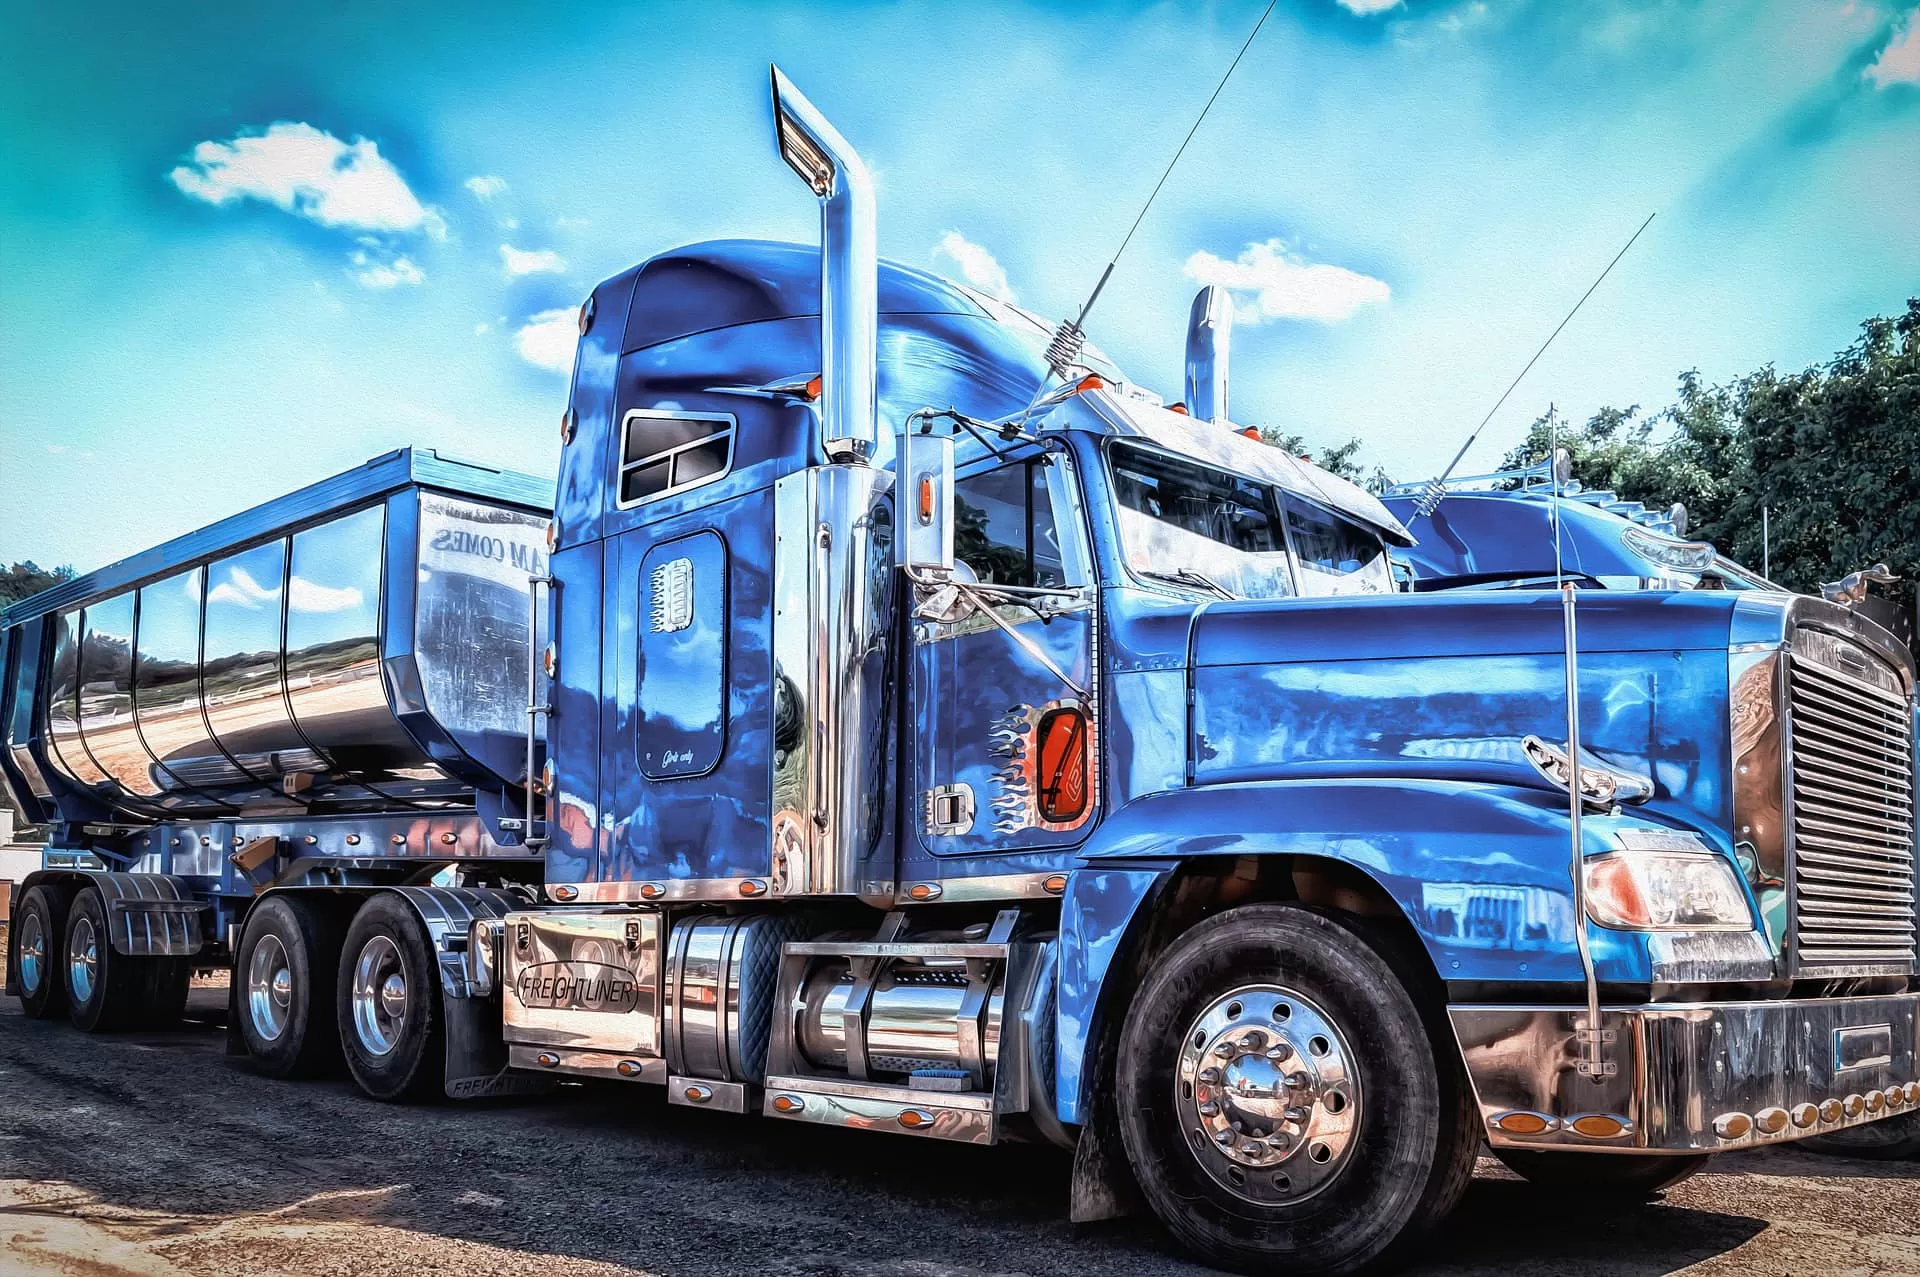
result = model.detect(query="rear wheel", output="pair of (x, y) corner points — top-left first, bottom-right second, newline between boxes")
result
(1495, 1149), (1711, 1196)
(1802, 1113), (1920, 1160)
(65, 888), (146, 1033)
(1116, 904), (1478, 1276)
(235, 895), (344, 1076)
(12, 884), (73, 1019)
(338, 895), (443, 1102)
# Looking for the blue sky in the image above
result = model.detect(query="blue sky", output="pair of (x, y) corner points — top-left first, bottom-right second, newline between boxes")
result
(3, 0), (1916, 572)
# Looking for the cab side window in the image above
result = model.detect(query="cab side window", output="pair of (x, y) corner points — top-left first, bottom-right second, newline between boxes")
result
(954, 458), (1071, 588)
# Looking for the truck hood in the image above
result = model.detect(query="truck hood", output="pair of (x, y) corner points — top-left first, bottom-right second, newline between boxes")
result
(1190, 589), (1743, 670)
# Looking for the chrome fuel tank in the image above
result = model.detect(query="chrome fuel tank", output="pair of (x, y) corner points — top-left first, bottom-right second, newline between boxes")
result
(0, 450), (552, 823)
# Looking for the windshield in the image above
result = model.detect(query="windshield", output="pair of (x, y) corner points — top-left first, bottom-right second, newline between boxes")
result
(1108, 443), (1391, 599)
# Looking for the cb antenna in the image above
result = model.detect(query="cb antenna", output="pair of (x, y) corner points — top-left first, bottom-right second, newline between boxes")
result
(1020, 0), (1281, 422)
(1415, 211), (1656, 515)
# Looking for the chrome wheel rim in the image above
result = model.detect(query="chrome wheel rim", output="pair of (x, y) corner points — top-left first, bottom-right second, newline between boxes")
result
(67, 914), (99, 1007)
(247, 933), (293, 1042)
(1176, 984), (1362, 1204)
(350, 934), (406, 1056)
(18, 912), (45, 995)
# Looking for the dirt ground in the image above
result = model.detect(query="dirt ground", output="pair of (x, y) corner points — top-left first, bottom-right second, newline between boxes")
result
(2, 987), (1918, 1277)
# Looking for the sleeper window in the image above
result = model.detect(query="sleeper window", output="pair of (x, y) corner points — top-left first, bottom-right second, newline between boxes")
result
(618, 410), (736, 507)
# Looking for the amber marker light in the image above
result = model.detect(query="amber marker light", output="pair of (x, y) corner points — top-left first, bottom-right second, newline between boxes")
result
(551, 884), (579, 902)
(616, 1060), (645, 1078)
(906, 883), (941, 901)
(1073, 374), (1105, 394)
(1493, 1112), (1553, 1136)
(1570, 1114), (1628, 1139)
(639, 883), (665, 900)
(772, 1095), (804, 1114)
(898, 1109), (935, 1130)
(919, 476), (935, 524)
(803, 374), (823, 402)
(1043, 874), (1068, 895)
(739, 879), (767, 897)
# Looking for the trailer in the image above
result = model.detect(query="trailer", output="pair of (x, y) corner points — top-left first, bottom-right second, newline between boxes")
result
(6, 69), (1920, 1275)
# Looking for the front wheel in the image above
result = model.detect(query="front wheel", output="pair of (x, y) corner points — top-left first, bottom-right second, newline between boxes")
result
(337, 895), (443, 1102)
(1116, 903), (1478, 1276)
(1495, 1148), (1711, 1196)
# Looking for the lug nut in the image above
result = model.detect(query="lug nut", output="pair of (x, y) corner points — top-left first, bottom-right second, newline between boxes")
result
(1198, 1101), (1219, 1117)
(1199, 1067), (1221, 1084)
(1285, 1105), (1312, 1123)
(1267, 1134), (1293, 1153)
(1215, 1130), (1235, 1145)
(1266, 1042), (1294, 1061)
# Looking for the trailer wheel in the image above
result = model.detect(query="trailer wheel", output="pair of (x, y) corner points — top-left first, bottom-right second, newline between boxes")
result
(1115, 903), (1477, 1277)
(1801, 1112), (1920, 1160)
(1494, 1148), (1711, 1195)
(236, 895), (343, 1075)
(64, 887), (147, 1033)
(12, 883), (75, 1019)
(338, 895), (443, 1102)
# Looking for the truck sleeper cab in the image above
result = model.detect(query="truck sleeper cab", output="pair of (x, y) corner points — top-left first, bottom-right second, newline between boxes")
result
(7, 68), (1919, 1277)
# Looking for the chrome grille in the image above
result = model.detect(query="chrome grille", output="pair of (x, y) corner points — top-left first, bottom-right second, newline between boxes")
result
(1785, 648), (1918, 974)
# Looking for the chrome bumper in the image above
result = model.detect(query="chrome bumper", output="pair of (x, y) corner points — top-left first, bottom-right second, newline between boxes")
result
(1450, 993), (1920, 1153)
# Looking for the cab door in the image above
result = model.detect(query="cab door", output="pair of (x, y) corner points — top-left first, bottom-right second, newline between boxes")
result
(911, 451), (1098, 860)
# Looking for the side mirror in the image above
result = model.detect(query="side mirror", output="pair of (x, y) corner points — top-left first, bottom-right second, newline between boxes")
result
(897, 423), (954, 576)
(1551, 447), (1573, 487)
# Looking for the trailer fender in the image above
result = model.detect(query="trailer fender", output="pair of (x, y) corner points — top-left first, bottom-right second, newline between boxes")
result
(381, 885), (522, 1000)
(1055, 777), (1737, 1127)
(13, 870), (209, 958)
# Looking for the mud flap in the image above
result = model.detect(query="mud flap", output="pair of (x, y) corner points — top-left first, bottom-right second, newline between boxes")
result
(443, 993), (557, 1101)
(1068, 1068), (1144, 1223)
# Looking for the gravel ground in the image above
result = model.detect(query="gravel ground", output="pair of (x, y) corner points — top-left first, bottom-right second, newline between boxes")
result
(2, 987), (1918, 1277)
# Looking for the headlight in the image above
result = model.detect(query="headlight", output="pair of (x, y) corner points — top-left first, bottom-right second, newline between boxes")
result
(1621, 525), (1717, 573)
(1584, 851), (1752, 931)
(1523, 735), (1653, 808)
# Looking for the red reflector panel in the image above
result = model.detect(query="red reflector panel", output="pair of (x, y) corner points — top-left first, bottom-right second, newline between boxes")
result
(1036, 707), (1089, 822)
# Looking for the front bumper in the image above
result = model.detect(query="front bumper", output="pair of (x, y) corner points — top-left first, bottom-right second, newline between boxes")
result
(1450, 993), (1920, 1153)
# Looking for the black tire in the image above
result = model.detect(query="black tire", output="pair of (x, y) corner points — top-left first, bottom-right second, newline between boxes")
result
(337, 894), (443, 1102)
(1116, 903), (1479, 1276)
(1802, 1112), (1920, 1160)
(11, 883), (74, 1019)
(1495, 1148), (1711, 1196)
(235, 895), (344, 1077)
(64, 887), (146, 1033)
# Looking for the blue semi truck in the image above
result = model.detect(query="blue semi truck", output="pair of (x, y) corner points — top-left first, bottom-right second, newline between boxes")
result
(5, 70), (1919, 1274)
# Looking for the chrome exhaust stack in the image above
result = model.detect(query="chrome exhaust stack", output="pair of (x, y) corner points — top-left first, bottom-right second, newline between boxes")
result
(770, 65), (878, 464)
(1184, 284), (1233, 425)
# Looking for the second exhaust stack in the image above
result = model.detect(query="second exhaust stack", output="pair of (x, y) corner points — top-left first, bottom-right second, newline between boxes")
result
(1185, 284), (1234, 425)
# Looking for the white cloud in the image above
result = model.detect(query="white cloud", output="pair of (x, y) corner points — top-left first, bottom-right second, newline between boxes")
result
(1865, 13), (1920, 88)
(288, 578), (364, 613)
(552, 215), (591, 231)
(500, 216), (519, 231)
(464, 174), (509, 201)
(350, 251), (425, 289)
(500, 244), (568, 277)
(932, 230), (1016, 301)
(206, 567), (281, 610)
(1337, 0), (1401, 13)
(1184, 240), (1390, 325)
(169, 123), (444, 239)
(515, 308), (578, 375)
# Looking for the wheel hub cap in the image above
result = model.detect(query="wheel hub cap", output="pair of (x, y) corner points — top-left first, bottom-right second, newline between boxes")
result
(1177, 985), (1361, 1203)
(67, 916), (98, 1006)
(247, 933), (294, 1042)
(18, 913), (45, 995)
(351, 935), (407, 1057)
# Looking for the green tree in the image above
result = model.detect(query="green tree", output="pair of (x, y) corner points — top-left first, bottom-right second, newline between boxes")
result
(0, 561), (73, 609)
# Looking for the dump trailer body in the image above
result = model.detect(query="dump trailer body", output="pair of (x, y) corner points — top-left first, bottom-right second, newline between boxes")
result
(0, 448), (553, 835)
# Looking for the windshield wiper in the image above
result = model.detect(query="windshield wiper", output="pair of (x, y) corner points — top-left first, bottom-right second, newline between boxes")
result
(1138, 567), (1233, 599)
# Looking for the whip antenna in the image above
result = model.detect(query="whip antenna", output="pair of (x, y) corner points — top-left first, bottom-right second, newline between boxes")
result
(1020, 0), (1280, 420)
(1415, 211), (1656, 515)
